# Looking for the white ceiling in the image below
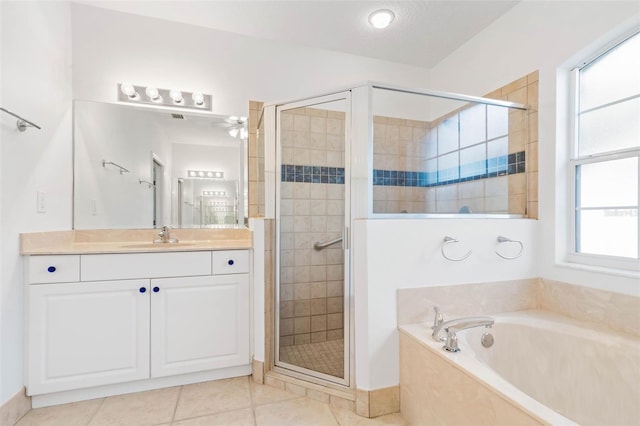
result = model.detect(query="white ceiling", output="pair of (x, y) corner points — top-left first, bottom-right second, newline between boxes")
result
(77, 0), (519, 69)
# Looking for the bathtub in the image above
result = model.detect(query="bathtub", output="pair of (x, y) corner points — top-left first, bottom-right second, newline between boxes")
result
(398, 311), (640, 426)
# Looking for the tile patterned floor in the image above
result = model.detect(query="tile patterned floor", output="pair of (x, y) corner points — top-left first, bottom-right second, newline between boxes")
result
(279, 339), (344, 378)
(14, 376), (406, 426)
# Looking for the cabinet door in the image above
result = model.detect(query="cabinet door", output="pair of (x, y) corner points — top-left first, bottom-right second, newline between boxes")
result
(150, 274), (250, 377)
(27, 280), (150, 395)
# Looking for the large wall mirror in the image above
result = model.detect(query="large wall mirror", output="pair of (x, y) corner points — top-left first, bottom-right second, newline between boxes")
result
(73, 101), (247, 229)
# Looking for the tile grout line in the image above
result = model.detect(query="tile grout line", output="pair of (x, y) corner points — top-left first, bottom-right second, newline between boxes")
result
(247, 376), (258, 426)
(85, 397), (107, 426)
(327, 402), (343, 426)
(170, 385), (184, 424)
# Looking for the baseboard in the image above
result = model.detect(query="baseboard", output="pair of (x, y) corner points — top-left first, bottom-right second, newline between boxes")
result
(252, 358), (265, 384)
(264, 371), (355, 412)
(0, 387), (31, 426)
(30, 365), (251, 408)
(356, 385), (400, 418)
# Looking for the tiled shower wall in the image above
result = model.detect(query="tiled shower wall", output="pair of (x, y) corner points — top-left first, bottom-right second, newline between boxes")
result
(279, 107), (345, 346)
(248, 100), (265, 218)
(485, 71), (539, 219)
(372, 71), (538, 218)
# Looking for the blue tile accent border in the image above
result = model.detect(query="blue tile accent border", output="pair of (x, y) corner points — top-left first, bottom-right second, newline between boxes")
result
(280, 150), (525, 187)
(281, 165), (345, 184)
(373, 150), (525, 188)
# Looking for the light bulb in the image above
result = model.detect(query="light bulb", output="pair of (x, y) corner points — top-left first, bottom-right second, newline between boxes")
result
(120, 83), (137, 98)
(229, 128), (239, 138)
(192, 92), (205, 106)
(368, 9), (395, 29)
(207, 172), (214, 178)
(145, 87), (160, 101)
(215, 172), (222, 178)
(198, 171), (205, 177)
(188, 171), (196, 177)
(169, 89), (183, 103)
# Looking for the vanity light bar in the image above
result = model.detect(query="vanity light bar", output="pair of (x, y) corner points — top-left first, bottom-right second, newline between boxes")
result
(188, 170), (224, 179)
(202, 191), (226, 196)
(118, 83), (212, 111)
(209, 201), (227, 206)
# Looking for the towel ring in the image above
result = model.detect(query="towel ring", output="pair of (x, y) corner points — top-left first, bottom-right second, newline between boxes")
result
(441, 236), (472, 262)
(495, 235), (524, 260)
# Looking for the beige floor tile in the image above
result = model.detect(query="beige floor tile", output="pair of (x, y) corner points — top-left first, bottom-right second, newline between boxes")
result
(254, 397), (339, 426)
(330, 407), (406, 426)
(171, 408), (255, 426)
(250, 382), (303, 406)
(88, 387), (180, 426)
(173, 377), (251, 421)
(16, 399), (104, 426)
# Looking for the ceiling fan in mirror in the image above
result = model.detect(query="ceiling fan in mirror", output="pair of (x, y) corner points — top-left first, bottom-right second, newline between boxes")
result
(215, 116), (248, 140)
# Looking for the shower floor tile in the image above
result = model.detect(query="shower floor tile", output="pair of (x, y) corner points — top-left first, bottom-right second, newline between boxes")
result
(279, 339), (344, 378)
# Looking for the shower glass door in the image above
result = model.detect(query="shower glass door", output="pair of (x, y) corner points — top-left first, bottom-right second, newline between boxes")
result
(275, 92), (350, 386)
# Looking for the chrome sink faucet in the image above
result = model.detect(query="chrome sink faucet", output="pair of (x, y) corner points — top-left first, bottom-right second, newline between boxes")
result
(155, 226), (179, 244)
(431, 306), (494, 352)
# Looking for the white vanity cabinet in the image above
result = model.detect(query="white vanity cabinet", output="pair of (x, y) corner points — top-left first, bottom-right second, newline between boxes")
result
(25, 249), (250, 398)
(150, 274), (249, 377)
(27, 279), (151, 394)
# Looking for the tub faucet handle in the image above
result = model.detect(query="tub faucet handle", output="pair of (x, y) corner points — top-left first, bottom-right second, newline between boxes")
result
(432, 306), (443, 330)
(443, 330), (460, 352)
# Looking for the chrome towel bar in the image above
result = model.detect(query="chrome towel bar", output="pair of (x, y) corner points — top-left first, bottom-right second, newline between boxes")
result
(102, 160), (130, 174)
(314, 236), (342, 251)
(441, 236), (472, 261)
(0, 107), (42, 131)
(495, 235), (524, 260)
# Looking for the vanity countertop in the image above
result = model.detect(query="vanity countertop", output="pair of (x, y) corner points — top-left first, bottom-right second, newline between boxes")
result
(20, 228), (252, 255)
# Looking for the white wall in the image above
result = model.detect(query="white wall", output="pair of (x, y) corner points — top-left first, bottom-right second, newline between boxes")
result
(74, 101), (171, 229)
(70, 3), (430, 116)
(428, 1), (640, 297)
(0, 1), (73, 404)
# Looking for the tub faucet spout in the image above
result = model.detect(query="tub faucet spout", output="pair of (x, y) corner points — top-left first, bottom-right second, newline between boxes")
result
(432, 315), (495, 352)
(432, 306), (443, 330)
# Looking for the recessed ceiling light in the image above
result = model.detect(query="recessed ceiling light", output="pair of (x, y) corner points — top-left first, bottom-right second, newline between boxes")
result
(368, 9), (395, 29)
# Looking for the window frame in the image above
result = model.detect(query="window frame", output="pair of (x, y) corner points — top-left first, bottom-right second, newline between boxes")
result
(568, 30), (640, 272)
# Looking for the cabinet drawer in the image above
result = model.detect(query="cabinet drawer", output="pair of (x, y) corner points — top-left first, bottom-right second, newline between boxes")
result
(212, 250), (249, 275)
(81, 252), (212, 281)
(27, 255), (80, 284)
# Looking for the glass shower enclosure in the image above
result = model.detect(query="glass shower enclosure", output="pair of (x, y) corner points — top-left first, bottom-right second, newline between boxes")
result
(275, 92), (351, 385)
(265, 82), (528, 389)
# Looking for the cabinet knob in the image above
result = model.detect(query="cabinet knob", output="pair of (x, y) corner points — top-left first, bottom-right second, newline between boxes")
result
(139, 287), (146, 293)
(153, 286), (160, 293)
(47, 266), (56, 273)
(227, 259), (234, 266)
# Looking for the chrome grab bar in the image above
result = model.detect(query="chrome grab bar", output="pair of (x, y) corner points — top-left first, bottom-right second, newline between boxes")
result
(314, 236), (342, 251)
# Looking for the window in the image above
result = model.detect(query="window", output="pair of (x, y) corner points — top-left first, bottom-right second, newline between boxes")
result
(571, 31), (640, 268)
